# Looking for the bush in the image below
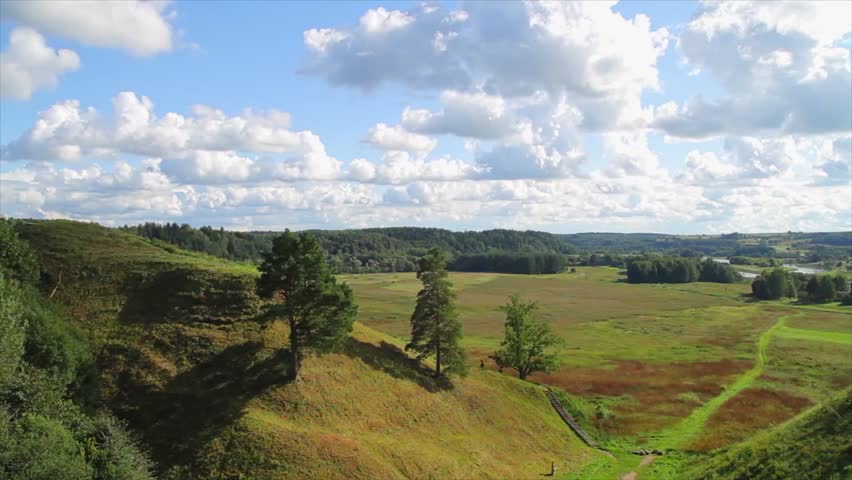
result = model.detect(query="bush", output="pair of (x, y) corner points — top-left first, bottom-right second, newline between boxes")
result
(0, 413), (93, 480)
(0, 271), (26, 385)
(89, 413), (155, 480)
(21, 289), (94, 393)
(0, 225), (153, 480)
(0, 220), (40, 285)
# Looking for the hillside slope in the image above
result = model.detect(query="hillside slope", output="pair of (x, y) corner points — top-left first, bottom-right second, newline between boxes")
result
(171, 323), (594, 479)
(679, 392), (851, 480)
(16, 220), (593, 479)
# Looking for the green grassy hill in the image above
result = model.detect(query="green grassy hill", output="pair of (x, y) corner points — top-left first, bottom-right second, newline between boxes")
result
(15, 220), (593, 479)
(678, 392), (851, 480)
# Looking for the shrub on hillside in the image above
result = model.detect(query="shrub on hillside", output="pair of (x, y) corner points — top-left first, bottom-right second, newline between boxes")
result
(0, 219), (40, 285)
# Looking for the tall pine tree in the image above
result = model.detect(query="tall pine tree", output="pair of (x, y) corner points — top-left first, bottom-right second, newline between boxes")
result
(258, 230), (357, 380)
(407, 248), (466, 378)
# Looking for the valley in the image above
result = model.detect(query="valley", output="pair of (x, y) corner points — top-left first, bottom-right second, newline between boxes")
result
(1, 220), (849, 480)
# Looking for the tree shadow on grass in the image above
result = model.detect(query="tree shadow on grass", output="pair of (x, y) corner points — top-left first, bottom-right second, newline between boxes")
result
(342, 338), (453, 393)
(117, 268), (259, 325)
(123, 341), (292, 471)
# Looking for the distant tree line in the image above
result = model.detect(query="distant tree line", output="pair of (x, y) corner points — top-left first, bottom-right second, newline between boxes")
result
(449, 252), (567, 274)
(626, 257), (741, 284)
(751, 268), (850, 303)
(560, 231), (851, 263)
(121, 223), (577, 275)
(729, 256), (782, 267)
(560, 232), (777, 257)
(120, 223), (850, 275)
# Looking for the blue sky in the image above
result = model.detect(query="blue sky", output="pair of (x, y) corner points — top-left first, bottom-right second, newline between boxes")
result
(0, 1), (850, 233)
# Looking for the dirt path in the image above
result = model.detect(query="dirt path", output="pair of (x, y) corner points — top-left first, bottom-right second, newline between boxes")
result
(657, 314), (788, 449)
(640, 455), (656, 466)
(620, 472), (637, 480)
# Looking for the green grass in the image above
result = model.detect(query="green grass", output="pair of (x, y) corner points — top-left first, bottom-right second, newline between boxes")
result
(774, 325), (851, 345)
(14, 220), (851, 480)
(346, 271), (782, 439)
(17, 220), (600, 479)
(346, 269), (850, 458)
(655, 315), (787, 449)
(679, 392), (852, 480)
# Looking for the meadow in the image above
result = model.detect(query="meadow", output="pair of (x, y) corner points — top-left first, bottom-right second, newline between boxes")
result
(342, 267), (851, 478)
(10, 220), (850, 480)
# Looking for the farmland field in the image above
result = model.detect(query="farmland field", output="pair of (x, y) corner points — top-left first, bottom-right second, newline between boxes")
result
(342, 267), (851, 477)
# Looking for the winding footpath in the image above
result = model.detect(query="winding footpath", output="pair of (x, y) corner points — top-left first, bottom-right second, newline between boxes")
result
(553, 309), (849, 479)
(657, 315), (788, 449)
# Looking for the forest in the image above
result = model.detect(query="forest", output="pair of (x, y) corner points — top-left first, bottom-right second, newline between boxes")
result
(121, 223), (576, 274)
(626, 257), (742, 284)
(449, 252), (567, 274)
(120, 223), (850, 275)
(751, 268), (851, 303)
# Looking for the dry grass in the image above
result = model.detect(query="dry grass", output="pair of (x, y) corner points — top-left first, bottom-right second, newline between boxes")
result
(688, 388), (812, 451)
(532, 359), (751, 436)
(181, 323), (595, 480)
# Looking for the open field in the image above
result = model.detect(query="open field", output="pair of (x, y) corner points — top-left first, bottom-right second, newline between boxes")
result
(342, 268), (852, 471)
(9, 220), (850, 480)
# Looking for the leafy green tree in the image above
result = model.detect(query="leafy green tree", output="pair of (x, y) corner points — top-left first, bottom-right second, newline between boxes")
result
(0, 223), (152, 479)
(89, 413), (156, 480)
(407, 248), (466, 378)
(492, 295), (562, 380)
(21, 288), (93, 393)
(257, 230), (357, 380)
(0, 270), (26, 385)
(752, 268), (796, 300)
(0, 219), (40, 285)
(806, 274), (839, 303)
(0, 413), (93, 480)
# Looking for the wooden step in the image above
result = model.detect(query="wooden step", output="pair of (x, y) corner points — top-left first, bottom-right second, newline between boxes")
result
(544, 388), (597, 448)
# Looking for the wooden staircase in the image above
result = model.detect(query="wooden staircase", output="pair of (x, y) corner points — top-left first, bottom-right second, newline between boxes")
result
(544, 388), (598, 448)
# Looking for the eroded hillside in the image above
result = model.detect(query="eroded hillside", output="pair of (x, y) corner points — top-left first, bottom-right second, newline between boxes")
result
(16, 220), (593, 479)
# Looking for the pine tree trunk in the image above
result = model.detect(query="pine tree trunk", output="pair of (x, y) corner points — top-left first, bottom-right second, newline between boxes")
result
(291, 345), (300, 381)
(434, 315), (441, 378)
(289, 319), (301, 381)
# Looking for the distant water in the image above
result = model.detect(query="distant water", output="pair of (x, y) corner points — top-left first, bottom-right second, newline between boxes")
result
(710, 257), (827, 278)
(781, 264), (827, 275)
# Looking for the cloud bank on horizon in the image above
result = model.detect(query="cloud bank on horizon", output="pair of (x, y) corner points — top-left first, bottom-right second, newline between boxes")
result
(0, 0), (850, 233)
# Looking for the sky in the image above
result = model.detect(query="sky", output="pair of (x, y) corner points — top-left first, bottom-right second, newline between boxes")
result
(0, 1), (850, 234)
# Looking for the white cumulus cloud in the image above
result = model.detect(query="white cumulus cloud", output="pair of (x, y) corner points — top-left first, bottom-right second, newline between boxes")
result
(0, 27), (80, 100)
(0, 0), (176, 56)
(364, 123), (437, 154)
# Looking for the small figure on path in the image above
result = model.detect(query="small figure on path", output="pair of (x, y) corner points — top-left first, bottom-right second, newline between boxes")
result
(480, 359), (485, 368)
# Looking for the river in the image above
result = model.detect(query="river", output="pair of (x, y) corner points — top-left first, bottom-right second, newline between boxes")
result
(710, 258), (827, 279)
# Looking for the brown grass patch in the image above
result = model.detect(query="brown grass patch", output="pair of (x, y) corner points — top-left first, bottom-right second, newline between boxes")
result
(688, 387), (812, 451)
(530, 359), (751, 435)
